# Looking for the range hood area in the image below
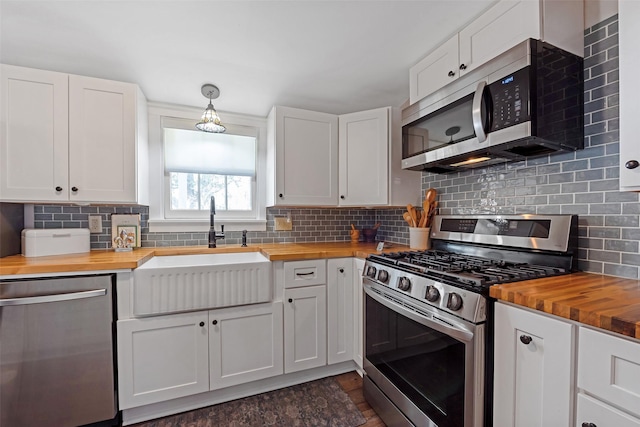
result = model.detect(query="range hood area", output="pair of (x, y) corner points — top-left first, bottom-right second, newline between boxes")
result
(401, 39), (584, 174)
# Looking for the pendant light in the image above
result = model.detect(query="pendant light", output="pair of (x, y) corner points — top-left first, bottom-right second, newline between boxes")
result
(196, 84), (226, 133)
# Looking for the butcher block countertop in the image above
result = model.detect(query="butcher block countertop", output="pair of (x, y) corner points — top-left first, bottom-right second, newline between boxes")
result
(0, 242), (406, 276)
(490, 272), (640, 340)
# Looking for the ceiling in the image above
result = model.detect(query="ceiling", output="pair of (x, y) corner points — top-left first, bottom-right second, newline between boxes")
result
(1, 0), (497, 117)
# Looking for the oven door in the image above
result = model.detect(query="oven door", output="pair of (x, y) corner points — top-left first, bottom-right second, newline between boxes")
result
(363, 282), (484, 427)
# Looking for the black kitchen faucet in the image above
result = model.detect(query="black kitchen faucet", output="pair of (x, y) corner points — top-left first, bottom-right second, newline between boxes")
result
(208, 195), (225, 248)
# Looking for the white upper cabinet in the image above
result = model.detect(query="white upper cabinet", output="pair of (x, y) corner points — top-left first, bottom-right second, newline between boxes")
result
(1, 65), (69, 202)
(0, 64), (148, 204)
(267, 105), (419, 207)
(266, 106), (338, 206)
(409, 0), (584, 105)
(338, 108), (388, 206)
(619, 0), (640, 191)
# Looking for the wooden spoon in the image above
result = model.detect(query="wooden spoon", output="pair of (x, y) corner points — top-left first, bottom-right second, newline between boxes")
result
(407, 204), (418, 227)
(402, 212), (413, 226)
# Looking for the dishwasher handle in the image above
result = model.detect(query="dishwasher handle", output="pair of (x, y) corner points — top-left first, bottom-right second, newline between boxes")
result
(0, 289), (107, 307)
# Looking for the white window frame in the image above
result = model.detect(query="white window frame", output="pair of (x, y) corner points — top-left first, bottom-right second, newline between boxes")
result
(148, 102), (267, 232)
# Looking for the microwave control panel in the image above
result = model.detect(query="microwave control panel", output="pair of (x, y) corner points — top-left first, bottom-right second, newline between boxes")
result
(489, 66), (531, 131)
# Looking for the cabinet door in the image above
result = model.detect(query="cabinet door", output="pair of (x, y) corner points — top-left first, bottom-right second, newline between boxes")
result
(576, 393), (640, 427)
(620, 1), (640, 191)
(409, 35), (459, 105)
(68, 75), (137, 202)
(0, 64), (69, 201)
(327, 258), (354, 364)
(271, 106), (338, 206)
(493, 303), (574, 427)
(284, 285), (327, 373)
(117, 312), (209, 409)
(338, 108), (388, 206)
(209, 302), (283, 390)
(578, 327), (640, 418)
(353, 258), (365, 369)
(459, 0), (540, 77)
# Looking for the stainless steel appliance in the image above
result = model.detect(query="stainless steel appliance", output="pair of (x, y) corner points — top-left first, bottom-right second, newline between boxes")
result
(363, 214), (578, 427)
(0, 274), (117, 427)
(401, 39), (583, 173)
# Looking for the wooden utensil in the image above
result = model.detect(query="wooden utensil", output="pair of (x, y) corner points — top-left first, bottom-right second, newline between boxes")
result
(403, 212), (413, 226)
(407, 204), (418, 227)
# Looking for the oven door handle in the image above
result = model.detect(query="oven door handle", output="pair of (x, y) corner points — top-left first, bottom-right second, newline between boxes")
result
(364, 284), (474, 343)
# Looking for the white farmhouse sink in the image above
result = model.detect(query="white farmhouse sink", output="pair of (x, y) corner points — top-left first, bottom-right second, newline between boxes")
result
(133, 252), (272, 316)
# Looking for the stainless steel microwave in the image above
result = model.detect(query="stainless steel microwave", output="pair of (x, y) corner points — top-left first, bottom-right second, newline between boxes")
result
(401, 39), (584, 173)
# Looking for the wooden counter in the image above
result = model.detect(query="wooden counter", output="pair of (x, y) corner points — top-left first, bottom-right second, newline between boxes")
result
(0, 241), (408, 276)
(490, 272), (640, 340)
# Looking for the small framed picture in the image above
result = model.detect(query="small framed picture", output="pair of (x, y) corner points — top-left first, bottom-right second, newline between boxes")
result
(111, 214), (141, 248)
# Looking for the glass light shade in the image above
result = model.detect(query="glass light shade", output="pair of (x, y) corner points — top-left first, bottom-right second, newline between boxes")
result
(196, 102), (226, 133)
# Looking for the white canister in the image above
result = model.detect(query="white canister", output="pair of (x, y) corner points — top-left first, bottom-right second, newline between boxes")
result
(409, 227), (431, 250)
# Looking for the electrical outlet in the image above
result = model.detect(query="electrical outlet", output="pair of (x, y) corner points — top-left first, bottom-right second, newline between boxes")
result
(274, 216), (292, 231)
(88, 215), (103, 233)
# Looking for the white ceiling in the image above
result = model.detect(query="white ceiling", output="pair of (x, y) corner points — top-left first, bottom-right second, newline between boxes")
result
(1, 0), (497, 117)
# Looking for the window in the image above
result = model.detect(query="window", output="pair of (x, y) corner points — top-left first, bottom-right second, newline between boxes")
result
(163, 126), (256, 219)
(147, 108), (267, 233)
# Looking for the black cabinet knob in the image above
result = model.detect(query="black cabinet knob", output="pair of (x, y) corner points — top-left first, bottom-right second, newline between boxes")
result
(582, 423), (597, 427)
(212, 320), (218, 325)
(459, 63), (467, 70)
(55, 186), (62, 192)
(625, 160), (639, 169)
(520, 335), (533, 345)
(339, 268), (344, 273)
(448, 70), (455, 77)
(288, 298), (293, 303)
(71, 186), (78, 192)
(199, 321), (205, 327)
(340, 195), (345, 199)
(278, 193), (283, 198)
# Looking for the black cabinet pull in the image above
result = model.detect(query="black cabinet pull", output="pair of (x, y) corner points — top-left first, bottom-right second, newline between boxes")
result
(71, 186), (78, 192)
(288, 298), (293, 303)
(55, 186), (62, 192)
(278, 193), (283, 198)
(582, 423), (597, 427)
(212, 320), (218, 325)
(340, 195), (345, 199)
(520, 335), (533, 345)
(339, 268), (344, 273)
(448, 70), (455, 77)
(199, 321), (205, 327)
(459, 63), (467, 70)
(625, 160), (639, 169)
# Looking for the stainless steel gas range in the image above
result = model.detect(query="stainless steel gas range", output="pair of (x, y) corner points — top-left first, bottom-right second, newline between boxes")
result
(362, 214), (578, 427)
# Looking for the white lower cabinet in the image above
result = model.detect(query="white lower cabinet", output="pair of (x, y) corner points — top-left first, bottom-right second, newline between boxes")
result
(577, 327), (640, 426)
(118, 302), (283, 409)
(327, 258), (354, 365)
(283, 284), (327, 373)
(353, 258), (365, 368)
(577, 394), (640, 427)
(117, 311), (210, 409)
(209, 302), (283, 390)
(493, 302), (574, 427)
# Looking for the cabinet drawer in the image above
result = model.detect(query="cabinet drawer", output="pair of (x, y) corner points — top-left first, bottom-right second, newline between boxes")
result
(578, 327), (640, 418)
(283, 259), (326, 288)
(577, 393), (640, 427)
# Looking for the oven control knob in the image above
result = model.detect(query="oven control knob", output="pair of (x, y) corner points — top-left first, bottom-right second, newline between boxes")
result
(425, 285), (440, 302)
(377, 270), (389, 283)
(447, 292), (463, 311)
(366, 266), (377, 278)
(398, 277), (411, 291)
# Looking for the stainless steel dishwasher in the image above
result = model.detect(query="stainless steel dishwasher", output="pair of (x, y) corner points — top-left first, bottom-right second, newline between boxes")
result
(0, 274), (117, 427)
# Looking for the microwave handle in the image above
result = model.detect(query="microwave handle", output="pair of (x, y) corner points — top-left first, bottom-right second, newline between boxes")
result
(472, 81), (487, 143)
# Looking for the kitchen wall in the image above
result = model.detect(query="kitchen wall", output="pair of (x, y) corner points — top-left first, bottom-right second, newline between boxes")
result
(30, 14), (633, 279)
(423, 15), (636, 278)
